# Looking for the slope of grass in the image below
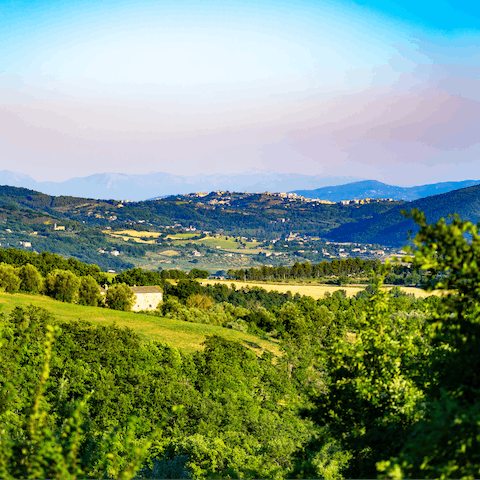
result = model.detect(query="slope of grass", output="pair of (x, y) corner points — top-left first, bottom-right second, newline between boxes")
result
(0, 292), (280, 356)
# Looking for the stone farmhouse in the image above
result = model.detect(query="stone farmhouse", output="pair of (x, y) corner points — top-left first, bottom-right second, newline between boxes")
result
(100, 285), (163, 311)
(130, 286), (163, 312)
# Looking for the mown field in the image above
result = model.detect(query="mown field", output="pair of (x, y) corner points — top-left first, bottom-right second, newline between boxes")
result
(169, 234), (261, 250)
(198, 279), (437, 299)
(0, 292), (280, 356)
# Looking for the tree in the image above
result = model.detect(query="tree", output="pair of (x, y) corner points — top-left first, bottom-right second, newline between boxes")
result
(187, 268), (210, 279)
(378, 209), (480, 479)
(0, 264), (21, 293)
(18, 263), (44, 294)
(314, 269), (429, 478)
(105, 283), (135, 311)
(78, 275), (101, 306)
(186, 293), (214, 311)
(45, 269), (80, 303)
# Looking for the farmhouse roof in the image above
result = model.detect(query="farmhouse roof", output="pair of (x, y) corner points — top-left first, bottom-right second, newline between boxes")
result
(130, 286), (163, 294)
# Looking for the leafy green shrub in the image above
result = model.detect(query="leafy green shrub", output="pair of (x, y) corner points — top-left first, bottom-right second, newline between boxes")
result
(78, 275), (102, 306)
(315, 271), (429, 478)
(45, 269), (80, 303)
(18, 263), (44, 294)
(0, 307), (150, 479)
(105, 283), (135, 311)
(377, 209), (480, 478)
(0, 263), (21, 293)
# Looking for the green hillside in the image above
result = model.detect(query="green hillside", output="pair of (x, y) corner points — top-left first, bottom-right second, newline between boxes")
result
(0, 184), (402, 236)
(0, 291), (280, 355)
(326, 184), (480, 246)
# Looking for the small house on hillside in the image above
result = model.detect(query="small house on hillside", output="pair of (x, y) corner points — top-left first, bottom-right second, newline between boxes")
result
(130, 286), (163, 312)
(100, 285), (163, 312)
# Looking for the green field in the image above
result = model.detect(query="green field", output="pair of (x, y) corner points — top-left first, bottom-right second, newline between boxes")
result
(0, 292), (280, 356)
(171, 234), (261, 250)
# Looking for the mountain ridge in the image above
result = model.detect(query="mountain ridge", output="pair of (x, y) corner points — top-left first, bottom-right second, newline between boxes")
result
(2, 169), (478, 203)
(0, 170), (361, 201)
(326, 184), (480, 246)
(293, 179), (480, 202)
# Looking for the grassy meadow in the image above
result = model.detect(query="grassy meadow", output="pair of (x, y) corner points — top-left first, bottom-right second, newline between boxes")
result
(168, 234), (262, 250)
(0, 292), (280, 356)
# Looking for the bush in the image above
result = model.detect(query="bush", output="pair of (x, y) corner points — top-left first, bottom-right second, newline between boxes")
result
(18, 263), (44, 294)
(105, 283), (135, 311)
(78, 275), (102, 306)
(45, 269), (80, 303)
(0, 264), (21, 293)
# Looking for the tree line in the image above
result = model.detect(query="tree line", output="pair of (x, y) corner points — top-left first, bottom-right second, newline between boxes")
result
(227, 258), (427, 286)
(228, 258), (381, 281)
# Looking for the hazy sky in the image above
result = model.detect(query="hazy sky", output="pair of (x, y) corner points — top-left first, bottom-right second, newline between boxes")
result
(2, 0), (480, 185)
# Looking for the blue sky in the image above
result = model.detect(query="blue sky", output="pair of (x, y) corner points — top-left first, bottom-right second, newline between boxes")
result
(1, 0), (480, 185)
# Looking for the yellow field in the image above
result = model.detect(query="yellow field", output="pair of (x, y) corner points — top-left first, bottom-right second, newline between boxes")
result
(199, 279), (436, 299)
(171, 234), (260, 250)
(103, 230), (162, 244)
(165, 233), (199, 240)
(110, 230), (163, 238)
(159, 249), (180, 256)
(0, 292), (280, 356)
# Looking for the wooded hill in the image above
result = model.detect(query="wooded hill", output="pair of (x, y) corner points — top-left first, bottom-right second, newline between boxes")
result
(1, 183), (480, 254)
(326, 183), (480, 246)
(0, 185), (402, 237)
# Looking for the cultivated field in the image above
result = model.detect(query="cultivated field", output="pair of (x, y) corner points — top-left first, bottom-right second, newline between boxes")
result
(171, 234), (261, 250)
(0, 292), (280, 356)
(109, 229), (163, 238)
(199, 279), (437, 299)
(105, 230), (159, 244)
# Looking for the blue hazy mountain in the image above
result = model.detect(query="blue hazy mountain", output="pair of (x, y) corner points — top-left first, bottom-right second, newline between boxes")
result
(2, 171), (478, 203)
(292, 179), (480, 202)
(0, 170), (361, 201)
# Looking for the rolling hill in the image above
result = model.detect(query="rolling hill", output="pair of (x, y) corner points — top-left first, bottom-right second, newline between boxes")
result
(2, 182), (480, 261)
(0, 184), (402, 236)
(326, 184), (480, 246)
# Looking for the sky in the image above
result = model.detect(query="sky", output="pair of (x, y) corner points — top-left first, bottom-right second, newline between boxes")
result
(1, 0), (480, 186)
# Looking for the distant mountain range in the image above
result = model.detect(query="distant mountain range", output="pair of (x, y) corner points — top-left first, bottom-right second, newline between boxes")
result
(0, 170), (361, 202)
(293, 179), (480, 202)
(2, 170), (479, 203)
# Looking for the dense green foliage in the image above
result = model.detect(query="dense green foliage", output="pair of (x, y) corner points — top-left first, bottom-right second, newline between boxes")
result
(228, 258), (380, 281)
(114, 267), (210, 286)
(0, 306), (319, 479)
(0, 248), (108, 283)
(228, 258), (427, 285)
(377, 209), (480, 478)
